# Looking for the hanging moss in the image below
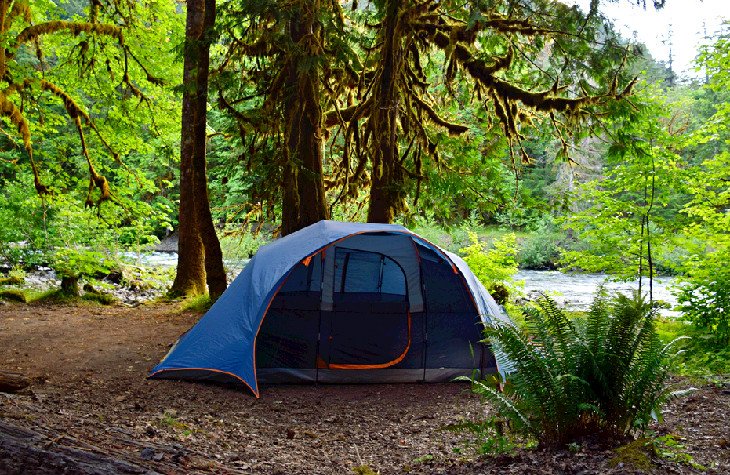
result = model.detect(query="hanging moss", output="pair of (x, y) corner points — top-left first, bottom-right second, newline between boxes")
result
(0, 91), (50, 194)
(16, 21), (123, 46)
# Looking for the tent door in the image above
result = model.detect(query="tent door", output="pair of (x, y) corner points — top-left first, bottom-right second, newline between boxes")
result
(318, 248), (411, 370)
(324, 309), (411, 369)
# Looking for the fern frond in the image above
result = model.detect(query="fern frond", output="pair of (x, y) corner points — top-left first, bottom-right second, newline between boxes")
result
(471, 379), (532, 432)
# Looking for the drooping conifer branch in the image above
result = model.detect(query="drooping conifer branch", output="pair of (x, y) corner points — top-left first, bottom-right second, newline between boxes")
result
(421, 22), (637, 163)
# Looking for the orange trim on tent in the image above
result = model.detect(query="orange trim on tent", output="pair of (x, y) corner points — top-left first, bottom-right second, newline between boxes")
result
(329, 311), (412, 370)
(302, 255), (312, 266)
(250, 272), (296, 397)
(149, 367), (257, 396)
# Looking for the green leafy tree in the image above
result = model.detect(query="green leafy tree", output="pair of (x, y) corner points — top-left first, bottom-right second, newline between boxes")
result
(0, 1), (186, 294)
(560, 87), (689, 279)
(674, 27), (730, 343)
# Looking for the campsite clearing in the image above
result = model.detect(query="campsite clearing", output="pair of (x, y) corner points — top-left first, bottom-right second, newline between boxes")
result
(0, 302), (728, 474)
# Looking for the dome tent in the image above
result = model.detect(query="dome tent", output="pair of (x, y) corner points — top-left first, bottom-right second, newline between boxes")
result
(150, 220), (511, 397)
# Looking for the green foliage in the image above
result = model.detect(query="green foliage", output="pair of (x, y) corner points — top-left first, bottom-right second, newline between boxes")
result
(0, 172), (172, 294)
(517, 218), (562, 270)
(676, 255), (730, 345)
(671, 31), (730, 346)
(443, 416), (519, 455)
(559, 86), (686, 277)
(558, 28), (729, 351)
(179, 295), (214, 313)
(460, 232), (519, 299)
(219, 230), (269, 262)
(650, 433), (706, 470)
(53, 248), (114, 281)
(656, 318), (730, 377)
(473, 291), (685, 445)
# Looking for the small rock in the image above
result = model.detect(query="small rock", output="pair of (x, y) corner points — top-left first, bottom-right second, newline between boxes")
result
(140, 447), (155, 460)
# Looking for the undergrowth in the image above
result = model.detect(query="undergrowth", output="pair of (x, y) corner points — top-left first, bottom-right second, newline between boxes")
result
(472, 290), (687, 446)
(179, 294), (214, 313)
(0, 289), (27, 302)
(656, 318), (730, 378)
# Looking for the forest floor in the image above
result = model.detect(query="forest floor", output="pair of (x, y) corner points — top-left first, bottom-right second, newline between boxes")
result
(0, 301), (728, 475)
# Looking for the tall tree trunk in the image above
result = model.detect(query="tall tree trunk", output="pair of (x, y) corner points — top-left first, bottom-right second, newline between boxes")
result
(171, 0), (227, 297)
(367, 0), (406, 224)
(195, 0), (227, 298)
(280, 0), (329, 236)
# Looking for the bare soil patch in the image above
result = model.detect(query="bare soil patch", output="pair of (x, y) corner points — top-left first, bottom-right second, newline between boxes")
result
(0, 302), (728, 474)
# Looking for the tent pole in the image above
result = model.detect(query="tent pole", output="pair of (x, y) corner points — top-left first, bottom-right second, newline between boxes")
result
(315, 251), (324, 383)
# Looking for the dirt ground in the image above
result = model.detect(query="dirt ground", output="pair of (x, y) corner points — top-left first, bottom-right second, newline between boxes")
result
(0, 301), (728, 475)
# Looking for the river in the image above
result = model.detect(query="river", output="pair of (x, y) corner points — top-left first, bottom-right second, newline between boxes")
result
(516, 270), (679, 316)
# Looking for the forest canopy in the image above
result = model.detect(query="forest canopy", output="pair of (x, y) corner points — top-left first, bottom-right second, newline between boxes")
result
(0, 0), (726, 315)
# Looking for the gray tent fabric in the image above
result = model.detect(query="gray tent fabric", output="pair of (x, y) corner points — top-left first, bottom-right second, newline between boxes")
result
(150, 220), (513, 396)
(321, 233), (424, 312)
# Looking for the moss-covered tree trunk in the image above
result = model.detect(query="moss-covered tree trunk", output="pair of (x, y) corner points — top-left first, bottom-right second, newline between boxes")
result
(194, 0), (227, 298)
(171, 0), (227, 297)
(367, 0), (406, 224)
(280, 0), (329, 236)
(60, 276), (80, 296)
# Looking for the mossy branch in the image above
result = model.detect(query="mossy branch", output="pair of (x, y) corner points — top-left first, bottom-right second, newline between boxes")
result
(16, 21), (123, 46)
(410, 93), (468, 135)
(37, 80), (111, 205)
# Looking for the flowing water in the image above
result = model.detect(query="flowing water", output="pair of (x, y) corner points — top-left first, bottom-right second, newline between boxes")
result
(516, 270), (680, 317)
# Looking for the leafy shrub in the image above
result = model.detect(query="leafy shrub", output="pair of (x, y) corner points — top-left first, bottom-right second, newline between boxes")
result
(657, 318), (730, 377)
(460, 232), (519, 300)
(473, 291), (685, 446)
(676, 253), (730, 345)
(517, 226), (561, 270)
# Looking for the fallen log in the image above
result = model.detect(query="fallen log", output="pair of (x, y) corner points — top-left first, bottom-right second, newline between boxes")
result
(0, 421), (160, 475)
(0, 370), (30, 393)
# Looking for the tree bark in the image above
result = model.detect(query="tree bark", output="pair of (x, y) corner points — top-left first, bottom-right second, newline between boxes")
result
(367, 0), (406, 224)
(60, 276), (80, 296)
(280, 0), (329, 236)
(170, 0), (226, 297)
(194, 0), (227, 298)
